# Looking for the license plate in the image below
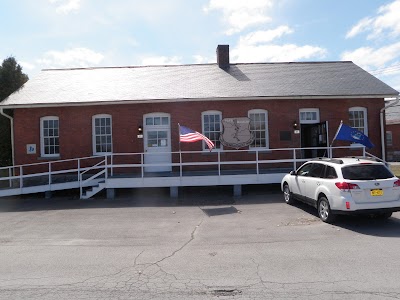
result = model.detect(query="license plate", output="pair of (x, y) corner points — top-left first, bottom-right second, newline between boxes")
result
(370, 189), (383, 196)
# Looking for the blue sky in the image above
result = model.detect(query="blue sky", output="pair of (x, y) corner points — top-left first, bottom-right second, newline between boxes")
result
(1, 0), (400, 91)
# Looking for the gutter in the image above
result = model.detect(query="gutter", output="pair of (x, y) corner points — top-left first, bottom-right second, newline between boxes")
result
(380, 96), (400, 162)
(0, 108), (14, 167)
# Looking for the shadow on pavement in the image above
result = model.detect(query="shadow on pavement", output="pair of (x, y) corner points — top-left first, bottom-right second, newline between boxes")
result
(0, 184), (282, 212)
(291, 200), (400, 238)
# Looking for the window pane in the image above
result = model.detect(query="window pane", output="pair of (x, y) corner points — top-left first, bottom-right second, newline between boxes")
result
(148, 131), (157, 139)
(146, 118), (153, 125)
(162, 117), (169, 125)
(349, 109), (365, 133)
(249, 112), (267, 148)
(203, 113), (222, 149)
(93, 116), (112, 154)
(42, 117), (59, 156)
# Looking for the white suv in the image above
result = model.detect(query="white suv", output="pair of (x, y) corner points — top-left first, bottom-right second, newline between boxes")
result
(281, 157), (400, 223)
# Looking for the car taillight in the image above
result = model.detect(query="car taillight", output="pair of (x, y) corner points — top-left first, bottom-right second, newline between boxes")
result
(335, 182), (360, 191)
(394, 179), (400, 187)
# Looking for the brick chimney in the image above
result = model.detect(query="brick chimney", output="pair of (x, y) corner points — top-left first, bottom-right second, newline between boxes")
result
(216, 45), (230, 69)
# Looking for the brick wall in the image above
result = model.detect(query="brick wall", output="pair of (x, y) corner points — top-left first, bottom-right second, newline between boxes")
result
(13, 97), (385, 165)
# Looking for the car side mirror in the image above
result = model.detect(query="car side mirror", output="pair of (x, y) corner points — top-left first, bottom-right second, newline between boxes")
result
(290, 170), (297, 176)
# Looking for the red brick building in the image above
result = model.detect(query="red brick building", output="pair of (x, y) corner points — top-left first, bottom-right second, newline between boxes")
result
(386, 99), (400, 161)
(0, 45), (398, 198)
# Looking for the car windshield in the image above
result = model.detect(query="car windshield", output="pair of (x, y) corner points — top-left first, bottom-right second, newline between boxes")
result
(341, 164), (394, 180)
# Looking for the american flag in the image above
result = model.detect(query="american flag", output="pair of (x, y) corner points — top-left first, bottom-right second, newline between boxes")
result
(179, 125), (215, 151)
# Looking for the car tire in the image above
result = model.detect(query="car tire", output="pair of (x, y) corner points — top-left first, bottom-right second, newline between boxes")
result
(283, 184), (295, 205)
(318, 196), (336, 223)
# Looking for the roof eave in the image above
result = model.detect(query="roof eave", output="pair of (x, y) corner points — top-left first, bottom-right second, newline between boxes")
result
(0, 94), (397, 109)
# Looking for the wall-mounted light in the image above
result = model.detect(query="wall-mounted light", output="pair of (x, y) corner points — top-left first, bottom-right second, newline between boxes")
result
(293, 121), (298, 130)
(137, 125), (143, 139)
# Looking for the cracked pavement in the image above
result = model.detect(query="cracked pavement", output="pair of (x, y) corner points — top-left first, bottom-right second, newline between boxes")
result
(0, 186), (400, 299)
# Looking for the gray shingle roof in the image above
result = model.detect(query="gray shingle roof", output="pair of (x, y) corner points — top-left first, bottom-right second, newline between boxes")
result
(1, 61), (398, 108)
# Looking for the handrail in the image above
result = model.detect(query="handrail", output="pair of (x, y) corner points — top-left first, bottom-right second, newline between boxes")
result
(80, 159), (106, 176)
(0, 145), (367, 195)
(79, 156), (107, 198)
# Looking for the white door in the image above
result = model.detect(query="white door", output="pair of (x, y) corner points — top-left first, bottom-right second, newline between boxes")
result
(143, 113), (172, 172)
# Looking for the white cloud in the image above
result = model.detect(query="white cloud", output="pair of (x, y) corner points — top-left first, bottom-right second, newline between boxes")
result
(203, 0), (274, 35)
(37, 48), (104, 69)
(346, 0), (400, 39)
(49, 0), (81, 14)
(341, 42), (400, 71)
(192, 55), (215, 64)
(19, 61), (36, 71)
(238, 26), (293, 46)
(140, 56), (182, 66)
(345, 18), (373, 39)
(231, 44), (327, 63)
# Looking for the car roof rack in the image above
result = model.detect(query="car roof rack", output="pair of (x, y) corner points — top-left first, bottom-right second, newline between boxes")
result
(311, 157), (344, 164)
(344, 156), (379, 162)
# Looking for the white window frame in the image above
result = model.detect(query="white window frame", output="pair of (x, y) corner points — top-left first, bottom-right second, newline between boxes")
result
(40, 116), (60, 158)
(349, 107), (368, 134)
(386, 131), (393, 147)
(248, 109), (269, 149)
(299, 108), (320, 124)
(202, 110), (222, 151)
(92, 114), (113, 155)
(348, 107), (368, 148)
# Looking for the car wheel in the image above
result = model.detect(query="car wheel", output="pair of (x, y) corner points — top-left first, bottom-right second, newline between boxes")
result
(318, 196), (336, 223)
(283, 184), (295, 205)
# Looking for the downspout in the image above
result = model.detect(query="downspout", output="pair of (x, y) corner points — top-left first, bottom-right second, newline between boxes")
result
(0, 108), (14, 167)
(380, 96), (400, 162)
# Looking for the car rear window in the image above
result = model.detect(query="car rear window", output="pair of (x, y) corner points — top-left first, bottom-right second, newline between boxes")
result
(341, 164), (394, 180)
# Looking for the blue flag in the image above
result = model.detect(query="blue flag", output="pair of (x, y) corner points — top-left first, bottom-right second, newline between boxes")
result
(333, 123), (374, 148)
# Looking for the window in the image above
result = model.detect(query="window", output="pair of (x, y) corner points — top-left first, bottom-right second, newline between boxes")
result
(40, 116), (59, 157)
(202, 111), (222, 150)
(299, 108), (320, 124)
(386, 131), (393, 146)
(342, 165), (393, 180)
(93, 114), (112, 155)
(147, 130), (168, 148)
(349, 107), (367, 134)
(145, 116), (169, 126)
(324, 166), (338, 179)
(308, 163), (325, 178)
(249, 109), (269, 148)
(297, 163), (313, 176)
(349, 107), (368, 147)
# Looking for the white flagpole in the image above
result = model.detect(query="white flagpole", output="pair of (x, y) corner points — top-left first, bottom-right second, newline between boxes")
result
(330, 120), (343, 158)
(178, 123), (181, 153)
(178, 123), (182, 177)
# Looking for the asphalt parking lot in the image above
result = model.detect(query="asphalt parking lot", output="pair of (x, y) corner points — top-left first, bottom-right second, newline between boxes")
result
(0, 185), (400, 299)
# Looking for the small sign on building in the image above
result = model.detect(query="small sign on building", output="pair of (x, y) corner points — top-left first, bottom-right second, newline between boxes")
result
(27, 144), (36, 154)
